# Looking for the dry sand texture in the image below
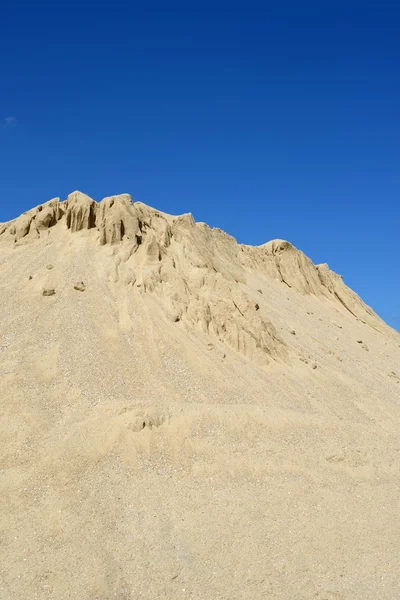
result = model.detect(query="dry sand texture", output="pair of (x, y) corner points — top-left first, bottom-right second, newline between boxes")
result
(0, 191), (399, 599)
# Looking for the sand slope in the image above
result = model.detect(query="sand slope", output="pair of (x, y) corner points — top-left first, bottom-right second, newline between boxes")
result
(0, 192), (399, 599)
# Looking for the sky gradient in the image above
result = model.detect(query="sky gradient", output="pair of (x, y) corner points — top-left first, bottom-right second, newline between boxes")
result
(1, 2), (399, 329)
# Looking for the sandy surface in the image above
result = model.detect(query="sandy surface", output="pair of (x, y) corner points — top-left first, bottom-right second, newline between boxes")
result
(0, 192), (399, 599)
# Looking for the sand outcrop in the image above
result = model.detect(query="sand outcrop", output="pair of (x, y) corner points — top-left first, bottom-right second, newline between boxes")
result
(0, 191), (390, 359)
(0, 191), (399, 600)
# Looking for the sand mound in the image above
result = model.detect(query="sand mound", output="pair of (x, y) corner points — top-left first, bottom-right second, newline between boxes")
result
(0, 191), (390, 362)
(0, 191), (399, 599)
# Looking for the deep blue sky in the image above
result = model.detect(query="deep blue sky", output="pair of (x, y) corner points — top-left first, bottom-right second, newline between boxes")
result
(1, 2), (399, 329)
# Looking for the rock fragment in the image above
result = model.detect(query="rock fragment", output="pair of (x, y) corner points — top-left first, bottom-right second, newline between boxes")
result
(74, 282), (86, 292)
(42, 288), (56, 296)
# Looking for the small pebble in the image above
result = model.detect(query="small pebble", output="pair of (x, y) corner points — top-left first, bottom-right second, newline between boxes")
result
(42, 288), (55, 296)
(74, 282), (86, 292)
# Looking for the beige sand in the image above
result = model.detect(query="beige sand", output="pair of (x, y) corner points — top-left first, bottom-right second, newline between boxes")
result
(0, 191), (399, 599)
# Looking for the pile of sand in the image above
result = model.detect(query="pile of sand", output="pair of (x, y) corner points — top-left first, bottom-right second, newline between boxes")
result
(0, 192), (399, 599)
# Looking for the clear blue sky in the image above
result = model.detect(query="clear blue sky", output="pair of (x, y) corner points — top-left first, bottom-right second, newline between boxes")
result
(1, 2), (399, 329)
